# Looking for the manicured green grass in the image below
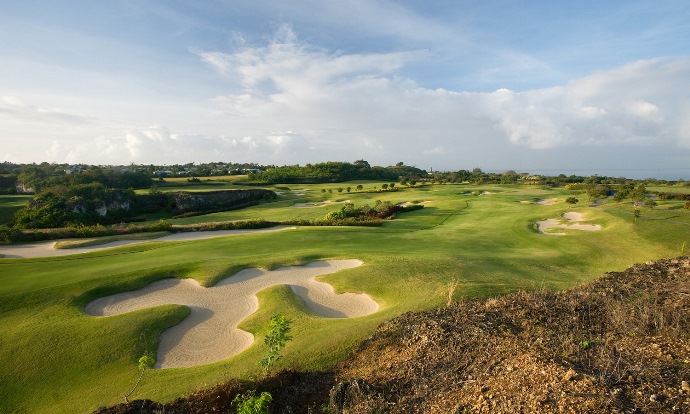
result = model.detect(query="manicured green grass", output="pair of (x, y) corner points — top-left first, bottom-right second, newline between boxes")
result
(0, 194), (31, 225)
(1, 183), (689, 413)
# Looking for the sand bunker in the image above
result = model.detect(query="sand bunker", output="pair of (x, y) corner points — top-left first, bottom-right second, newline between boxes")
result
(291, 200), (351, 208)
(396, 201), (429, 207)
(85, 259), (377, 369)
(0, 227), (294, 259)
(536, 212), (601, 235)
(536, 198), (558, 205)
(519, 198), (559, 205)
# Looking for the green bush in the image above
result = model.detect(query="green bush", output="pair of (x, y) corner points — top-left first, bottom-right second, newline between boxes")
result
(0, 225), (21, 244)
(232, 391), (272, 414)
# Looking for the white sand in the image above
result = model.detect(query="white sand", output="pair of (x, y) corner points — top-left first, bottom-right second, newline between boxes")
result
(396, 201), (429, 207)
(536, 212), (601, 235)
(85, 259), (376, 369)
(0, 226), (294, 259)
(291, 200), (351, 208)
(535, 198), (558, 205)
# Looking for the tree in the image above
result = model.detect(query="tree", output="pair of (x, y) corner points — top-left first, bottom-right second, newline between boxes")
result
(685, 201), (690, 210)
(259, 314), (293, 375)
(613, 190), (626, 203)
(353, 159), (371, 170)
(389, 182), (395, 190)
(630, 184), (647, 203)
(381, 183), (389, 190)
(124, 355), (155, 402)
(356, 184), (363, 191)
(586, 184), (608, 201)
(644, 198), (657, 209)
(565, 197), (578, 208)
(337, 187), (344, 193)
(346, 186), (351, 193)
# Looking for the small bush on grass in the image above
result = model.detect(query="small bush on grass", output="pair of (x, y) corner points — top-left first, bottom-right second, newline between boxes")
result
(232, 390), (272, 414)
(259, 314), (293, 376)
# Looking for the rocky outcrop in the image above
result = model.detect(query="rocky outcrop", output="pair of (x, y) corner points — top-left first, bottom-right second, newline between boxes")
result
(170, 189), (275, 216)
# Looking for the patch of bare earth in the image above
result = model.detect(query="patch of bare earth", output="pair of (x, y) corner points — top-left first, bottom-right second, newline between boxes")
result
(96, 257), (690, 413)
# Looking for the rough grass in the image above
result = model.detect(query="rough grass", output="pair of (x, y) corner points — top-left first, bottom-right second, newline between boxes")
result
(0, 183), (689, 413)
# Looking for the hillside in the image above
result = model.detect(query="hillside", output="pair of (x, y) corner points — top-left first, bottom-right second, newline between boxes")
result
(97, 256), (690, 413)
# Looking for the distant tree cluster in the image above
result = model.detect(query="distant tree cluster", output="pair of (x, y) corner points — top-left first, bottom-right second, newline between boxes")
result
(324, 201), (423, 222)
(248, 160), (426, 184)
(248, 160), (390, 183)
(657, 193), (690, 201)
(16, 165), (151, 193)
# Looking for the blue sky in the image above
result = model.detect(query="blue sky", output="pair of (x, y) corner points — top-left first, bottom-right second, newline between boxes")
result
(1, 1), (689, 178)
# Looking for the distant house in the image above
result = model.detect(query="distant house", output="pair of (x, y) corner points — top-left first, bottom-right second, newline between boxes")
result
(65, 165), (84, 175)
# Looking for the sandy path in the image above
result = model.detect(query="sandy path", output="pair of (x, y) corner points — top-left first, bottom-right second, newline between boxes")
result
(84, 259), (377, 369)
(291, 200), (351, 208)
(0, 226), (294, 259)
(537, 212), (601, 235)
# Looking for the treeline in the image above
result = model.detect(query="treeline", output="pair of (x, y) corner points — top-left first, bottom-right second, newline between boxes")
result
(656, 193), (690, 201)
(16, 166), (152, 193)
(248, 160), (426, 184)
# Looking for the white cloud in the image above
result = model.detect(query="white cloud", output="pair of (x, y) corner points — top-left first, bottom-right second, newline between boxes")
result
(2, 27), (689, 179)
(423, 146), (446, 155)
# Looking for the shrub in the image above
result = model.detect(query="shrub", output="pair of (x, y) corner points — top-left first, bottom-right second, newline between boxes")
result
(0, 225), (21, 244)
(149, 219), (172, 232)
(259, 314), (292, 375)
(232, 391), (272, 414)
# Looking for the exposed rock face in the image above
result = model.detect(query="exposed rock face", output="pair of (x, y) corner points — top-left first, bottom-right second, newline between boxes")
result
(170, 189), (275, 215)
(95, 257), (690, 414)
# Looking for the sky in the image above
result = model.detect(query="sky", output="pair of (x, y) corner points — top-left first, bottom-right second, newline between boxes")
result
(1, 1), (689, 179)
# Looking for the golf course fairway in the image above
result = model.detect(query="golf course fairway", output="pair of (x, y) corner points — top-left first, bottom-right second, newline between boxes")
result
(1, 183), (688, 413)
